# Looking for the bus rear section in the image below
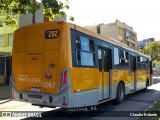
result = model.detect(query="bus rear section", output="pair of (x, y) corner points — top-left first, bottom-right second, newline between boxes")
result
(12, 21), (72, 108)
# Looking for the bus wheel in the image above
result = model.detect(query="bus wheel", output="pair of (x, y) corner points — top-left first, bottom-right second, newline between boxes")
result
(116, 83), (125, 104)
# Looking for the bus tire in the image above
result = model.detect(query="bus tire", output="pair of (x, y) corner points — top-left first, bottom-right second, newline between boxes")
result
(116, 83), (125, 104)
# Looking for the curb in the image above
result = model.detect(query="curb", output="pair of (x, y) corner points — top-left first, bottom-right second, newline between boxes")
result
(0, 99), (12, 105)
(144, 98), (160, 112)
(136, 98), (160, 120)
(0, 97), (12, 101)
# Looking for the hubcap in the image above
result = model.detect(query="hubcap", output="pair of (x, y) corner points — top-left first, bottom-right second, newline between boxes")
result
(120, 88), (124, 100)
(119, 87), (124, 100)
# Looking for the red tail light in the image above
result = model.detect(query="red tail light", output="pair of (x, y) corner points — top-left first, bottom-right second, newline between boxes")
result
(64, 71), (67, 84)
(73, 90), (77, 93)
(60, 70), (67, 90)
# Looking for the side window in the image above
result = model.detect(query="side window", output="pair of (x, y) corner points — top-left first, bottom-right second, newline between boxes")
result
(137, 56), (142, 69)
(114, 47), (129, 68)
(146, 59), (149, 70)
(98, 49), (102, 71)
(114, 47), (120, 66)
(140, 57), (143, 62)
(137, 56), (140, 62)
(137, 56), (149, 70)
(119, 50), (125, 65)
(125, 52), (129, 66)
(75, 35), (95, 66)
(119, 50), (129, 67)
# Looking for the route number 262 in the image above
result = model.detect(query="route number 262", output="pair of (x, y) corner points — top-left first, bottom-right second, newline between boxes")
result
(45, 29), (59, 39)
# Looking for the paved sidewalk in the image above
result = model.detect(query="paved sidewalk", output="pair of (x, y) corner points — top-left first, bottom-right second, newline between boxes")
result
(0, 85), (12, 100)
(153, 75), (160, 79)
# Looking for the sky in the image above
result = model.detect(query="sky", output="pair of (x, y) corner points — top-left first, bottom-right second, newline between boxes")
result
(65, 0), (160, 41)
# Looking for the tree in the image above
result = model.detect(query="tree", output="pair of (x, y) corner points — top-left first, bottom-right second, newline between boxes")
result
(139, 41), (160, 62)
(0, 0), (73, 26)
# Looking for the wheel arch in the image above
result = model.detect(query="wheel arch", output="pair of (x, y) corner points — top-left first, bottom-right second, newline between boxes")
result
(118, 80), (125, 89)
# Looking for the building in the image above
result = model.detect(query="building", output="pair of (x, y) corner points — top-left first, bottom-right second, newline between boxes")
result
(0, 11), (19, 54)
(0, 12), (17, 85)
(0, 56), (11, 85)
(137, 38), (155, 50)
(0, 12), (17, 54)
(0, 27), (14, 54)
(85, 20), (137, 49)
(19, 5), (67, 27)
(0, 27), (13, 85)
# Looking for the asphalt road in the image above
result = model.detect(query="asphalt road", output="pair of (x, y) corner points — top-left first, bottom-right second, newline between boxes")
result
(23, 78), (160, 120)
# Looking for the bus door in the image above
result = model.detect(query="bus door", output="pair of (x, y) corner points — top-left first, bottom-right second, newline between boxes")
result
(98, 48), (112, 100)
(130, 55), (136, 91)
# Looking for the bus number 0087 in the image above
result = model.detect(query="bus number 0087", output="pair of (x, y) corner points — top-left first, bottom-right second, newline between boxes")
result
(42, 82), (55, 88)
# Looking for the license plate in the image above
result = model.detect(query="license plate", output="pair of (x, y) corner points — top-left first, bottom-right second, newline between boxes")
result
(28, 94), (42, 99)
(31, 87), (41, 92)
(28, 98), (42, 103)
(28, 94), (42, 103)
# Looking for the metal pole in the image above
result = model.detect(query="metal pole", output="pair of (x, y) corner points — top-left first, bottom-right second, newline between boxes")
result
(4, 56), (6, 85)
(4, 56), (6, 76)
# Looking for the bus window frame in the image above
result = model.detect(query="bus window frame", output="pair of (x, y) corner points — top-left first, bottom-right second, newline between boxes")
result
(71, 30), (96, 68)
(137, 55), (150, 71)
(113, 47), (130, 69)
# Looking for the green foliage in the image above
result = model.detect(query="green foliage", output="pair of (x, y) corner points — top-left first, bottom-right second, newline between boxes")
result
(0, 0), (13, 13)
(42, 0), (74, 21)
(0, 13), (17, 27)
(139, 41), (160, 62)
(69, 16), (75, 21)
(0, 0), (74, 26)
(4, 15), (17, 26)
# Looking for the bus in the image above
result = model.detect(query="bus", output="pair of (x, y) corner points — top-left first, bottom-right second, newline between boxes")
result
(12, 21), (152, 108)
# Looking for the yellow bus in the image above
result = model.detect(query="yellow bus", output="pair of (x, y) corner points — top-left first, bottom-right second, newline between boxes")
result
(12, 21), (152, 108)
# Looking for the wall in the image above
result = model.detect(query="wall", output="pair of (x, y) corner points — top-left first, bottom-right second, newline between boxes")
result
(85, 25), (98, 33)
(85, 20), (137, 50)
(100, 23), (117, 40)
(0, 27), (14, 53)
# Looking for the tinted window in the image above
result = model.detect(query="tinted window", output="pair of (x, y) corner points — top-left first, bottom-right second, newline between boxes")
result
(119, 50), (129, 66)
(75, 35), (95, 67)
(98, 49), (102, 71)
(114, 47), (120, 66)
(137, 55), (149, 70)
(76, 51), (94, 66)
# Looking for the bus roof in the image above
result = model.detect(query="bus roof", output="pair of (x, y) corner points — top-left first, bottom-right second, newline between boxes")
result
(14, 21), (151, 60)
(68, 22), (151, 60)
